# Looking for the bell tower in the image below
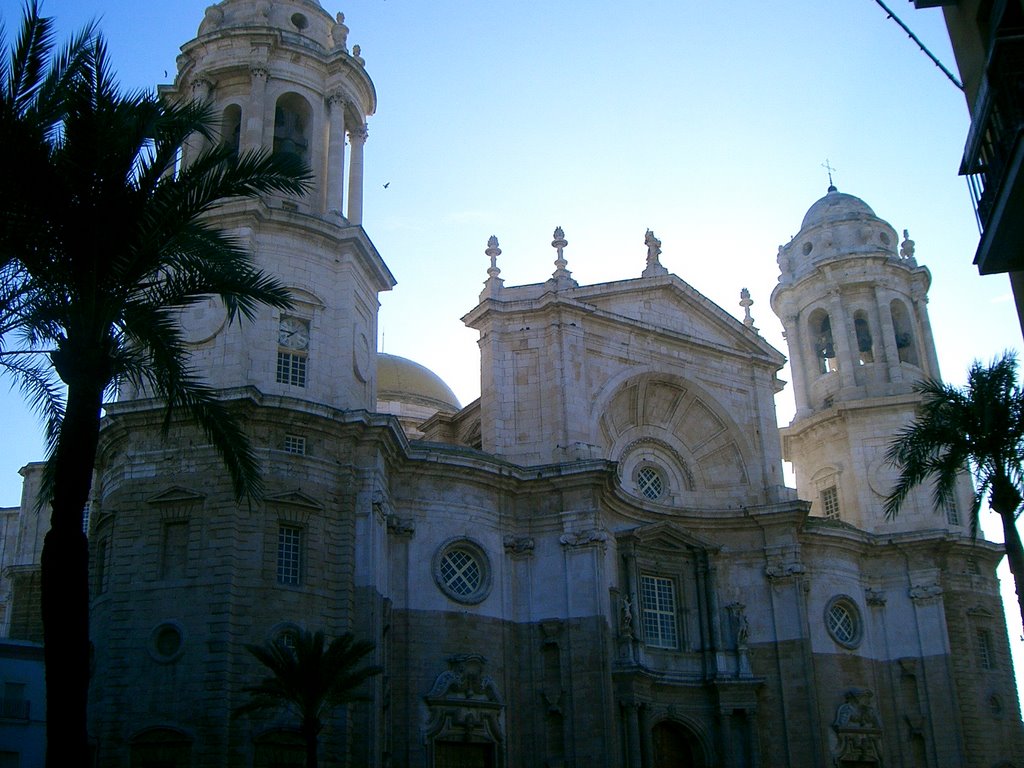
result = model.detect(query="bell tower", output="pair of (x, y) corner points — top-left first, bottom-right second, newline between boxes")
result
(129, 0), (394, 411)
(771, 186), (969, 533)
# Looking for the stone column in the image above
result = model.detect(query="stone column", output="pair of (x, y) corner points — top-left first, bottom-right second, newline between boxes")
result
(346, 124), (367, 225)
(243, 63), (269, 152)
(827, 290), (856, 389)
(874, 286), (902, 383)
(785, 313), (813, 418)
(913, 289), (941, 379)
(623, 702), (642, 768)
(183, 77), (213, 167)
(325, 92), (347, 215)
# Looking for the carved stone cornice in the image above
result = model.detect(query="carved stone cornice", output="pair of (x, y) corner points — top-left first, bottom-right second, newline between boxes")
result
(909, 583), (943, 603)
(559, 528), (608, 550)
(503, 535), (534, 557)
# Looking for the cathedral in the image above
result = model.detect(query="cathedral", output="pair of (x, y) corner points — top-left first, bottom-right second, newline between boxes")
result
(1, 0), (1023, 766)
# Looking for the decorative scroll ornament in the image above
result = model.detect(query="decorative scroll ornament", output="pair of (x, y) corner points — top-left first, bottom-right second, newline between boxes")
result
(424, 654), (504, 748)
(832, 688), (883, 765)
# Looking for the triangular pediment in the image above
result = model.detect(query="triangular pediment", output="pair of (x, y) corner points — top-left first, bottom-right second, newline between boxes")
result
(617, 520), (717, 554)
(263, 490), (324, 512)
(146, 487), (205, 506)
(576, 275), (783, 364)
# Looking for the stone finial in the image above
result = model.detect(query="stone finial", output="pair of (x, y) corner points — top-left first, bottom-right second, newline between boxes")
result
(739, 287), (757, 331)
(642, 229), (668, 277)
(900, 229), (916, 263)
(332, 12), (349, 50)
(481, 235), (504, 299)
(352, 44), (365, 66)
(548, 226), (577, 290)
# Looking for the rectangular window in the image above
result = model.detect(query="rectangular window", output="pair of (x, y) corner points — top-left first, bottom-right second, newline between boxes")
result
(161, 521), (189, 580)
(81, 502), (91, 536)
(277, 525), (302, 586)
(977, 628), (994, 670)
(821, 486), (840, 519)
(945, 497), (961, 526)
(640, 574), (679, 649)
(276, 351), (307, 387)
(283, 435), (306, 455)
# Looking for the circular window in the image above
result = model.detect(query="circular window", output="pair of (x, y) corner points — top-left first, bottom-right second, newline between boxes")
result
(825, 597), (862, 649)
(802, 241), (813, 256)
(636, 465), (665, 500)
(433, 539), (491, 604)
(290, 13), (308, 29)
(149, 622), (185, 663)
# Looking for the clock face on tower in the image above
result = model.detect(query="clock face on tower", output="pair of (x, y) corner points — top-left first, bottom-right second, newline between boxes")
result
(278, 316), (310, 350)
(177, 296), (228, 345)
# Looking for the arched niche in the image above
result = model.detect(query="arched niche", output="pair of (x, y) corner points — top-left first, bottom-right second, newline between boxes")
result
(273, 92), (312, 165)
(596, 373), (752, 503)
(890, 299), (919, 366)
(220, 103), (242, 158)
(853, 309), (874, 365)
(808, 308), (837, 376)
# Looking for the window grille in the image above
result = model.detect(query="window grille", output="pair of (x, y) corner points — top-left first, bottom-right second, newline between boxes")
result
(977, 628), (994, 669)
(826, 601), (858, 645)
(276, 351), (307, 387)
(945, 497), (961, 525)
(821, 486), (840, 519)
(277, 525), (302, 585)
(439, 548), (482, 597)
(636, 466), (665, 500)
(640, 574), (679, 649)
(283, 434), (306, 455)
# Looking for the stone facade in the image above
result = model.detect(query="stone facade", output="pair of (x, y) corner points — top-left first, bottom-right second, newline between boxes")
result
(0, 1), (1022, 767)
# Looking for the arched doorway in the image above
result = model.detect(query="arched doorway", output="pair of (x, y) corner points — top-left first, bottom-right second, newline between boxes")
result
(651, 720), (706, 768)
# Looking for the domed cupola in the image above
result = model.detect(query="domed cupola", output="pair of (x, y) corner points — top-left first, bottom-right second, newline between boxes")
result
(777, 186), (902, 285)
(376, 354), (461, 439)
(771, 187), (939, 420)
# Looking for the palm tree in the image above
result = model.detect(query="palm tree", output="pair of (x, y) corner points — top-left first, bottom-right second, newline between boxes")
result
(0, 5), (310, 764)
(885, 352), (1024, 630)
(235, 629), (383, 768)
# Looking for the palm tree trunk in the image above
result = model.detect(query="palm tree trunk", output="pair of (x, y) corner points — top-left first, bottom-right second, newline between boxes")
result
(41, 376), (103, 768)
(998, 506), (1024, 634)
(303, 720), (320, 768)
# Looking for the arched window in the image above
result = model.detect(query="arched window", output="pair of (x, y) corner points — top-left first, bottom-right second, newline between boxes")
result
(273, 93), (311, 165)
(890, 300), (919, 365)
(808, 309), (837, 375)
(853, 310), (873, 364)
(220, 104), (241, 158)
(651, 721), (707, 768)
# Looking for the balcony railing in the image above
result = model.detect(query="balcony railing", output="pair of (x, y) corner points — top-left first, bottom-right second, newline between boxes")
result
(962, 34), (1024, 234)
(959, 28), (1024, 273)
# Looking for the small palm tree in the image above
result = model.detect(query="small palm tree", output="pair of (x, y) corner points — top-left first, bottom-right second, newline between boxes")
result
(0, 4), (309, 763)
(235, 629), (383, 768)
(885, 352), (1024, 629)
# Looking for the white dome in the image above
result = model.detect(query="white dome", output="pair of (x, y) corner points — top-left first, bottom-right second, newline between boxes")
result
(800, 187), (876, 230)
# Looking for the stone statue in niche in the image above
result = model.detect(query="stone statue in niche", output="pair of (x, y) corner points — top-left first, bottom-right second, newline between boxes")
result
(620, 594), (635, 638)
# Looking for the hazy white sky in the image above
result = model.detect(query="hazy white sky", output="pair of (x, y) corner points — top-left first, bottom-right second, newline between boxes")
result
(2, 0), (1022, 681)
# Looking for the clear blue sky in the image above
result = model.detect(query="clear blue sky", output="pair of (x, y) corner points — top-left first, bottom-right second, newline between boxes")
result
(2, 0), (1022, 685)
